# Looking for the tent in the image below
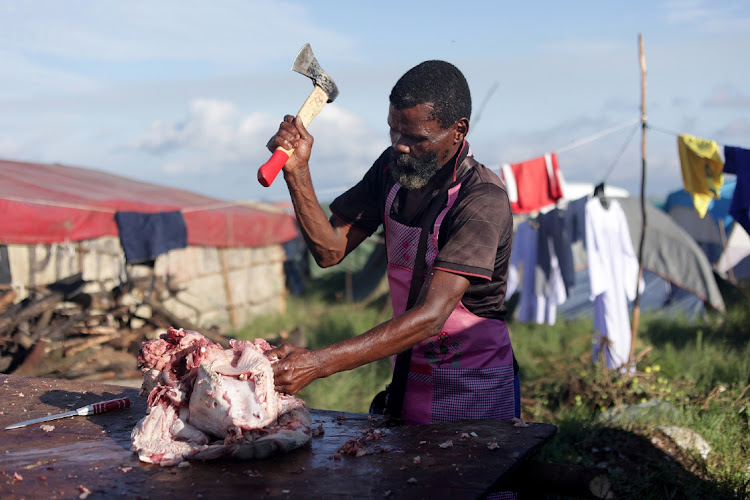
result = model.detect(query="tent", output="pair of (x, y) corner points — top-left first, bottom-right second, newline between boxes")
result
(619, 197), (724, 312)
(512, 184), (726, 322)
(663, 179), (750, 281)
(0, 158), (299, 328)
(716, 223), (750, 280)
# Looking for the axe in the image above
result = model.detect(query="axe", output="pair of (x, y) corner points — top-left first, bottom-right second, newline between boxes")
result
(258, 43), (340, 187)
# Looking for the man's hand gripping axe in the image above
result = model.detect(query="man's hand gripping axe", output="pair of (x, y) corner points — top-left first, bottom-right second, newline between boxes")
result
(257, 43), (340, 187)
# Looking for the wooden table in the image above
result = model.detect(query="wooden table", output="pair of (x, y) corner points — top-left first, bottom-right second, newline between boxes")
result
(0, 375), (556, 499)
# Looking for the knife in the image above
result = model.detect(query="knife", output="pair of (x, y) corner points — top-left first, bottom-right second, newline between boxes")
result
(4, 397), (130, 430)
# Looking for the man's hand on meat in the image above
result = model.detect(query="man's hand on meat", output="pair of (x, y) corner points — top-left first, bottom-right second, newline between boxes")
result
(267, 343), (322, 395)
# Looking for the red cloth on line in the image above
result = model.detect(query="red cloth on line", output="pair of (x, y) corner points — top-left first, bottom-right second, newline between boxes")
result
(500, 153), (564, 214)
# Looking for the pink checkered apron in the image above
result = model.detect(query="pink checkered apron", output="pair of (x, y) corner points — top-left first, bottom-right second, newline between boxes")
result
(384, 181), (516, 425)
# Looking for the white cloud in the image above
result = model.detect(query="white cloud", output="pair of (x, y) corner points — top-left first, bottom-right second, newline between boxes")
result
(703, 85), (750, 108)
(129, 99), (387, 184)
(162, 158), (221, 176)
(0, 0), (357, 105)
(1, 0), (746, 204)
(0, 0), (354, 65)
(665, 0), (715, 24)
(716, 118), (750, 141)
(0, 49), (100, 98)
(0, 137), (22, 158)
(308, 105), (389, 182)
(131, 99), (275, 162)
(665, 0), (750, 32)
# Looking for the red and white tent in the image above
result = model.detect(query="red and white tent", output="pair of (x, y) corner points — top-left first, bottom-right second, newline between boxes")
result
(0, 159), (297, 248)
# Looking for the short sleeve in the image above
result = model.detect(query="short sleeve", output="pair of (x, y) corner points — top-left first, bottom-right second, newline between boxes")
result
(434, 183), (512, 280)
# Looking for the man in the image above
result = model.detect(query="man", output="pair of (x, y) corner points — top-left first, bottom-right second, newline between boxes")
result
(266, 60), (518, 425)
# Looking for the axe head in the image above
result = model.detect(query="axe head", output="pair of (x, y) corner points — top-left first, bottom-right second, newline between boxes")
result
(291, 43), (339, 103)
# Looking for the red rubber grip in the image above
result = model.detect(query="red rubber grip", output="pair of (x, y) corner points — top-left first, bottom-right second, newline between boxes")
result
(258, 149), (290, 187)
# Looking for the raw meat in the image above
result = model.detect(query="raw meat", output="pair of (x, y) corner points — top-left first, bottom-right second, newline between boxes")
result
(131, 327), (311, 466)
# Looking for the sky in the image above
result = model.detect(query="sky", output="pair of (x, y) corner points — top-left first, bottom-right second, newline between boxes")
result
(1, 0), (749, 205)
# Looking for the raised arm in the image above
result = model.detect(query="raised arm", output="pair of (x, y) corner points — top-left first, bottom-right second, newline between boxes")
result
(267, 115), (367, 267)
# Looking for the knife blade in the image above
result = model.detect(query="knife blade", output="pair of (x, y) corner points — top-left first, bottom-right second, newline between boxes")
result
(4, 397), (130, 430)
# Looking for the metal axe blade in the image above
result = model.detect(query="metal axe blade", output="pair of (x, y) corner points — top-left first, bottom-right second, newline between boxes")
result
(257, 43), (340, 187)
(291, 43), (339, 103)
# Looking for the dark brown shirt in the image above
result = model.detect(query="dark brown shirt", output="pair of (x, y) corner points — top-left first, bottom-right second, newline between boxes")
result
(330, 143), (514, 320)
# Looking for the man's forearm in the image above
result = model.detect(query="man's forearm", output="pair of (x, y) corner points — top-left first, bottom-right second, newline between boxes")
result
(315, 270), (469, 377)
(283, 165), (346, 267)
(314, 303), (444, 378)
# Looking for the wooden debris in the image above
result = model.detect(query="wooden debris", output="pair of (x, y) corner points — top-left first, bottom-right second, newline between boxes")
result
(0, 291), (64, 335)
(11, 339), (50, 377)
(0, 289), (17, 314)
(0, 272), (230, 381)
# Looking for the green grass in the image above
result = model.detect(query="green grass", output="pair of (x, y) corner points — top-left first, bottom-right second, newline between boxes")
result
(230, 278), (750, 498)
(522, 308), (750, 499)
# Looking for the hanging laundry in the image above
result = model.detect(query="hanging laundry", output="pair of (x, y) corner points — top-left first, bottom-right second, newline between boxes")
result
(562, 195), (589, 270)
(723, 145), (750, 236)
(563, 195), (588, 243)
(115, 210), (188, 263)
(508, 221), (535, 314)
(677, 134), (724, 218)
(500, 153), (564, 214)
(534, 208), (575, 298)
(509, 220), (565, 325)
(585, 197), (640, 370)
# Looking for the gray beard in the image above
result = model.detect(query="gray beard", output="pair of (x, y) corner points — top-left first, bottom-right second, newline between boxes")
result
(390, 151), (442, 190)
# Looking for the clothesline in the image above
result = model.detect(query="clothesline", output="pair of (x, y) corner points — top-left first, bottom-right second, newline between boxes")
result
(285, 119), (750, 205)
(556, 118), (641, 154)
(0, 196), (116, 213)
(181, 201), (286, 213)
(598, 122), (641, 185)
(647, 124), (747, 150)
(542, 120), (747, 189)
(319, 118), (646, 200)
(0, 196), (281, 215)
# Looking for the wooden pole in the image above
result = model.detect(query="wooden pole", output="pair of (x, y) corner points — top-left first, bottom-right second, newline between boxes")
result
(628, 34), (648, 369)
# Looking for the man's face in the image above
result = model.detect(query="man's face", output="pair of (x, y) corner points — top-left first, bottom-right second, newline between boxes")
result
(388, 103), (458, 190)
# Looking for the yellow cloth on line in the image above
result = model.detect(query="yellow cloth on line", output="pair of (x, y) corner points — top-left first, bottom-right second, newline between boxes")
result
(677, 134), (724, 218)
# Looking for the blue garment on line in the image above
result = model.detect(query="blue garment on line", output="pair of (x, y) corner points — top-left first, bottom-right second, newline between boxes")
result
(114, 211), (188, 263)
(535, 208), (575, 297)
(724, 145), (750, 236)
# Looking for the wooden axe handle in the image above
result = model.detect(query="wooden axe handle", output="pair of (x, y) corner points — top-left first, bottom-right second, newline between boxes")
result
(258, 85), (330, 187)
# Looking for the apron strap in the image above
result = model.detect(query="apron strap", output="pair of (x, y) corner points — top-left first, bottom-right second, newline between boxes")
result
(385, 180), (456, 421)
